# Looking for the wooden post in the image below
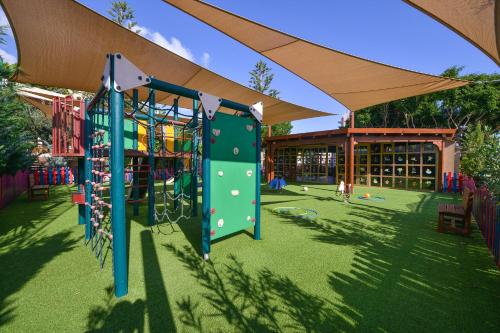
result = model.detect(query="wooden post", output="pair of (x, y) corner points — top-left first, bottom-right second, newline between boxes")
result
(349, 111), (355, 191)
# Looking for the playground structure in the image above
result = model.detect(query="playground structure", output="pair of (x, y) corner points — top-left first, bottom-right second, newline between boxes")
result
(79, 53), (262, 297)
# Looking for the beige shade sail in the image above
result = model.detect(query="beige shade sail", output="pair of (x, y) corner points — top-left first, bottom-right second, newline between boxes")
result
(405, 0), (500, 66)
(163, 0), (470, 111)
(17, 90), (54, 116)
(0, 0), (332, 125)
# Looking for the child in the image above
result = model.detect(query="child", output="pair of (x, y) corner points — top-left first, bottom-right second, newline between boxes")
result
(336, 177), (351, 203)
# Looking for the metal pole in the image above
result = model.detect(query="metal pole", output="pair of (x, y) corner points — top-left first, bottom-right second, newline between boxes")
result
(173, 99), (180, 210)
(255, 121), (261, 240)
(78, 157), (85, 225)
(201, 112), (211, 259)
(132, 89), (139, 216)
(109, 54), (128, 297)
(84, 100), (92, 240)
(147, 88), (156, 227)
(191, 99), (199, 216)
(147, 78), (251, 114)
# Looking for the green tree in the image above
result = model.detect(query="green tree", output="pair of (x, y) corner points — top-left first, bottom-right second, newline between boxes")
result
(460, 122), (499, 195)
(347, 66), (500, 134)
(108, 1), (140, 33)
(248, 60), (292, 138)
(0, 25), (7, 45)
(0, 62), (35, 174)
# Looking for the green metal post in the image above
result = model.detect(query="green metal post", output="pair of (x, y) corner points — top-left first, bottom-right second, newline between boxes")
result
(109, 54), (127, 297)
(191, 99), (199, 216)
(173, 99), (180, 209)
(201, 112), (211, 258)
(147, 88), (156, 226)
(254, 121), (261, 240)
(132, 89), (139, 216)
(84, 100), (92, 240)
(78, 157), (85, 225)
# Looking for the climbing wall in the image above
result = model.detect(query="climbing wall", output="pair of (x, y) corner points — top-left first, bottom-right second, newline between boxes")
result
(207, 112), (258, 240)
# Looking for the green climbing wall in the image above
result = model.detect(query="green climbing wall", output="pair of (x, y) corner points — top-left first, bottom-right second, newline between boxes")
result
(94, 118), (137, 150)
(208, 112), (257, 240)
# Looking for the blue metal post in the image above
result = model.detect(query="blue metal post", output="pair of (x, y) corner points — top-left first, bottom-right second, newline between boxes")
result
(254, 121), (261, 240)
(109, 54), (128, 297)
(453, 171), (458, 193)
(201, 111), (211, 257)
(443, 172), (447, 193)
(173, 99), (180, 209)
(191, 99), (198, 216)
(132, 89), (139, 216)
(84, 100), (92, 240)
(147, 89), (156, 226)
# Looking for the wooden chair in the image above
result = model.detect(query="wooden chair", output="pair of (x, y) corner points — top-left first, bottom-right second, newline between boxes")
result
(28, 174), (50, 201)
(437, 187), (473, 235)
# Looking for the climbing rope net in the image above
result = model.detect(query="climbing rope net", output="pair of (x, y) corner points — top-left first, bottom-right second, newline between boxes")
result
(123, 93), (201, 230)
(86, 92), (113, 269)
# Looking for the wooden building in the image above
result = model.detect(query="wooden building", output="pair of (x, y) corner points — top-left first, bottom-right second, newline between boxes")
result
(265, 114), (456, 191)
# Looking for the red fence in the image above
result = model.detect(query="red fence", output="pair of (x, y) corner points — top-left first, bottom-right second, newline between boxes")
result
(0, 170), (29, 209)
(464, 177), (499, 268)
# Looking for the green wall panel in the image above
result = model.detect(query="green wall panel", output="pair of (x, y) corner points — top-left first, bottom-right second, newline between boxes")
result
(208, 113), (257, 240)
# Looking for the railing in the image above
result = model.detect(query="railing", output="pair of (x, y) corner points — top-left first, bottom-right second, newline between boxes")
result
(464, 176), (499, 268)
(31, 167), (76, 185)
(0, 170), (29, 209)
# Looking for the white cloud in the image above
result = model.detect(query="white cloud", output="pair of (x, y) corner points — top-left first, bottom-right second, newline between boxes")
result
(201, 52), (210, 68)
(136, 25), (195, 62)
(0, 48), (16, 64)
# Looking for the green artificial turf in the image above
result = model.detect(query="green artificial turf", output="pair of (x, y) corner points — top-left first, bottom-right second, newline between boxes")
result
(0, 184), (499, 332)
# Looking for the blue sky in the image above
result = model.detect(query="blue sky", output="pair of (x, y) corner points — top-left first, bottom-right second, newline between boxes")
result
(1, 1), (498, 133)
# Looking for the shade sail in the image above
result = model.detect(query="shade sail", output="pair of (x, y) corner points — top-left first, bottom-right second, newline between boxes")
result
(0, 0), (332, 125)
(162, 0), (470, 111)
(405, 0), (500, 66)
(17, 90), (54, 116)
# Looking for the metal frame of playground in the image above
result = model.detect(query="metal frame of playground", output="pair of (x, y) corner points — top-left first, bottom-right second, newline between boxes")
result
(81, 53), (262, 297)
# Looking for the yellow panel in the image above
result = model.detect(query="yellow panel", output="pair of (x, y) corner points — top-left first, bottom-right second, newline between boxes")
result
(138, 121), (148, 152)
(166, 125), (174, 152)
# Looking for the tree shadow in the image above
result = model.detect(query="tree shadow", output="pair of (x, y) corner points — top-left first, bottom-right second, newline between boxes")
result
(165, 244), (352, 332)
(86, 285), (146, 333)
(0, 231), (78, 326)
(272, 190), (500, 331)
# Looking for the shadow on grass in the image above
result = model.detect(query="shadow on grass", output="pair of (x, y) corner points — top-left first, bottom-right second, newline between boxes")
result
(86, 231), (177, 333)
(166, 244), (352, 332)
(272, 191), (500, 332)
(0, 231), (78, 327)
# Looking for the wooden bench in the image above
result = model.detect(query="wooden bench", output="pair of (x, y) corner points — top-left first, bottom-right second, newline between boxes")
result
(29, 185), (50, 200)
(437, 187), (473, 235)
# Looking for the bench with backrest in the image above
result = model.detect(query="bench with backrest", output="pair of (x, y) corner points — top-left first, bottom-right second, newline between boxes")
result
(28, 174), (50, 200)
(437, 187), (473, 235)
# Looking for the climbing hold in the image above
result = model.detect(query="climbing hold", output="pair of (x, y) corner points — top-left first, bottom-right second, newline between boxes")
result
(210, 230), (216, 236)
(212, 129), (221, 136)
(231, 190), (240, 196)
(247, 216), (251, 221)
(246, 170), (253, 177)
(251, 218), (256, 223)
(93, 222), (99, 227)
(233, 147), (239, 155)
(217, 218), (224, 227)
(211, 137), (216, 144)
(251, 199), (256, 205)
(252, 142), (256, 147)
(108, 234), (113, 240)
(210, 208), (216, 215)
(245, 124), (253, 132)
(218, 170), (224, 177)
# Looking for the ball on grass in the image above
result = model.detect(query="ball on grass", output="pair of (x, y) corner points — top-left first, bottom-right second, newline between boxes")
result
(302, 186), (308, 191)
(363, 193), (370, 198)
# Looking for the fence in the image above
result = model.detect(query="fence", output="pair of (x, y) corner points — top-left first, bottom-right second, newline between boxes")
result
(31, 167), (76, 186)
(0, 170), (30, 209)
(463, 177), (499, 268)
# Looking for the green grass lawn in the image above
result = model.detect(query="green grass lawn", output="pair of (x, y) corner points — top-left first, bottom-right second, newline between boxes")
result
(1, 184), (499, 332)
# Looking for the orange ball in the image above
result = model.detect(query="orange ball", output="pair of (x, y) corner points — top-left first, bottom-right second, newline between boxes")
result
(364, 193), (370, 198)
